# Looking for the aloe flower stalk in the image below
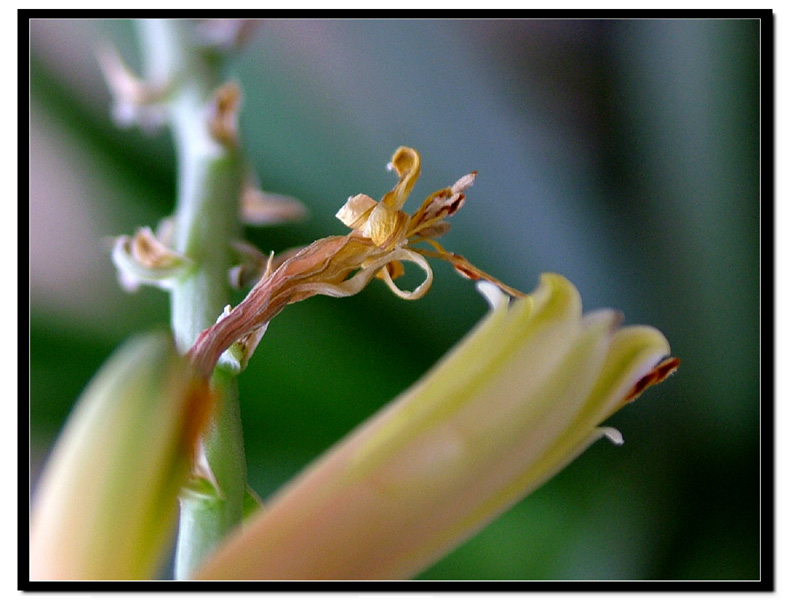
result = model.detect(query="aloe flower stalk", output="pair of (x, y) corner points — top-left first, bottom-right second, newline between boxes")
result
(29, 333), (214, 580)
(195, 273), (678, 580)
(103, 19), (275, 577)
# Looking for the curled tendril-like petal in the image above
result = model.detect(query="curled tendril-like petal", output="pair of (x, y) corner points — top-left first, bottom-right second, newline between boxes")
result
(382, 146), (421, 211)
(375, 249), (433, 301)
(295, 247), (433, 302)
(111, 227), (192, 292)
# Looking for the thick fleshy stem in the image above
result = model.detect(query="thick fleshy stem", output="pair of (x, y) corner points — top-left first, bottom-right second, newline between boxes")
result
(133, 19), (247, 579)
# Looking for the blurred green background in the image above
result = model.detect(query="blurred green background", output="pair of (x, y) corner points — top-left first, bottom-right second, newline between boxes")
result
(29, 18), (762, 580)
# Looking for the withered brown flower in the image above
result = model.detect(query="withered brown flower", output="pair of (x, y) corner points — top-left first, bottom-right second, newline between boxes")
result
(188, 146), (524, 377)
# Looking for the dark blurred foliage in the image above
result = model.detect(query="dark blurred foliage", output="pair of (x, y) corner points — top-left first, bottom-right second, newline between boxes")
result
(29, 18), (763, 580)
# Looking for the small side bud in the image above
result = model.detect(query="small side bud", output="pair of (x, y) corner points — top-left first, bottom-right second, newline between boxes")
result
(240, 188), (307, 226)
(97, 45), (169, 131)
(229, 242), (274, 289)
(194, 19), (260, 51)
(111, 226), (192, 292)
(213, 303), (270, 374)
(208, 81), (242, 147)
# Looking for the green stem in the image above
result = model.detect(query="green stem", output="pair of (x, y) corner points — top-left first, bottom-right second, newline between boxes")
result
(134, 19), (247, 579)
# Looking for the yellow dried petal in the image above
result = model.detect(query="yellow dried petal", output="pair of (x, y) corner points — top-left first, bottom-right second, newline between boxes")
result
(336, 194), (378, 229)
(380, 146), (421, 212)
(361, 206), (409, 247)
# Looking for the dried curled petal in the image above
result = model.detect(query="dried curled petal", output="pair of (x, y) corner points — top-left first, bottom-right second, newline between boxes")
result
(374, 249), (433, 301)
(336, 194), (379, 230)
(362, 206), (409, 248)
(342, 146), (422, 248)
(382, 146), (422, 211)
(408, 171), (476, 237)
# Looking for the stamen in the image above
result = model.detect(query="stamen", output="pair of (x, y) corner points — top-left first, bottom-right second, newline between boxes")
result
(412, 244), (526, 299)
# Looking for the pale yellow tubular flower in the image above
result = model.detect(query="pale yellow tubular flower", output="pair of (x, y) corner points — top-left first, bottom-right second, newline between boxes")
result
(195, 273), (678, 580)
(30, 333), (214, 580)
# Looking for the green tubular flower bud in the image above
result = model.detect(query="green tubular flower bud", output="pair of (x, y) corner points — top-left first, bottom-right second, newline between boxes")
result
(30, 332), (213, 580)
(195, 273), (678, 580)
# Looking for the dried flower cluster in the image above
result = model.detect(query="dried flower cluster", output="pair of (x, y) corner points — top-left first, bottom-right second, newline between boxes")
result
(188, 146), (525, 377)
